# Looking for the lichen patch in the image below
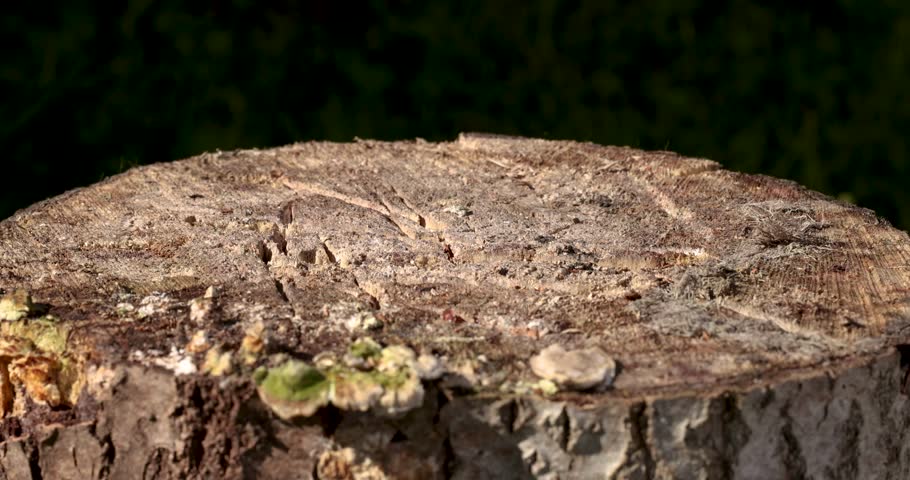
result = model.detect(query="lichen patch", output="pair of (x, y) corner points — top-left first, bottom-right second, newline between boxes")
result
(317, 448), (388, 480)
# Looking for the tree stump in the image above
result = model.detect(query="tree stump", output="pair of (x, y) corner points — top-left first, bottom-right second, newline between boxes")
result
(1, 134), (909, 479)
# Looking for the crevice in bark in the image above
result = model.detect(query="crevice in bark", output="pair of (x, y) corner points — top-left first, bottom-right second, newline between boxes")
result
(813, 375), (835, 431)
(441, 436), (456, 480)
(556, 407), (570, 451)
(142, 448), (167, 479)
(312, 459), (321, 480)
(720, 393), (750, 479)
(827, 400), (861, 479)
(27, 439), (42, 480)
(186, 384), (207, 473)
(99, 433), (115, 480)
(503, 399), (518, 434)
(779, 401), (807, 479)
(431, 387), (456, 479)
(897, 344), (910, 395)
(628, 402), (655, 480)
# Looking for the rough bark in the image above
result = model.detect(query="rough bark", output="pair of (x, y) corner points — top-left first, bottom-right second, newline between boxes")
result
(0, 134), (909, 479)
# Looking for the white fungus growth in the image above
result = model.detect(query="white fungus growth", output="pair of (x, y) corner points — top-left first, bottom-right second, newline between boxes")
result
(529, 344), (616, 391)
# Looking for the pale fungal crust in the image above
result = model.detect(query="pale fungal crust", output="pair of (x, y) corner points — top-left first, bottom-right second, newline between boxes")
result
(202, 347), (233, 376)
(414, 353), (445, 380)
(185, 330), (209, 353)
(136, 293), (169, 319)
(317, 448), (388, 480)
(239, 321), (265, 365)
(327, 301), (384, 333)
(150, 347), (197, 376)
(188, 296), (214, 324)
(529, 344), (616, 390)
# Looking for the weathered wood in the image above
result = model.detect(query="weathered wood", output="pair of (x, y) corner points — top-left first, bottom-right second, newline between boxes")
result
(1, 134), (909, 479)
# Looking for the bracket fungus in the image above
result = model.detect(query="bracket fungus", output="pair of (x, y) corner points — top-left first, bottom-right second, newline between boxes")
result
(253, 338), (436, 420)
(529, 344), (616, 391)
(253, 359), (331, 418)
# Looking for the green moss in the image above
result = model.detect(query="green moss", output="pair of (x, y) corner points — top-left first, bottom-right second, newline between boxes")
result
(328, 363), (408, 391)
(374, 366), (410, 390)
(348, 337), (382, 360)
(257, 359), (330, 402)
(252, 365), (268, 384)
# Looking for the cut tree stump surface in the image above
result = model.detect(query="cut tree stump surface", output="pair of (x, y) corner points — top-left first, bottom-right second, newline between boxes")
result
(1, 134), (909, 479)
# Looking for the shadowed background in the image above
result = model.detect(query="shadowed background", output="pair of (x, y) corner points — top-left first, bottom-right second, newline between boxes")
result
(3, 1), (909, 229)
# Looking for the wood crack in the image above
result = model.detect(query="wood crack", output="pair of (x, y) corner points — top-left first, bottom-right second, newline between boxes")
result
(284, 179), (419, 239)
(389, 184), (427, 228)
(352, 275), (380, 310)
(718, 299), (844, 348)
(377, 196), (417, 239)
(321, 241), (338, 265)
(273, 279), (290, 303)
(257, 223), (296, 315)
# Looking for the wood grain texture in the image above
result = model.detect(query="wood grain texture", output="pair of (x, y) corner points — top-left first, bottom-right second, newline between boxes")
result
(1, 134), (909, 479)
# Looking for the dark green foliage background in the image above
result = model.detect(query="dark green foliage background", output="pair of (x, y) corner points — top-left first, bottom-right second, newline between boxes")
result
(3, 1), (909, 228)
